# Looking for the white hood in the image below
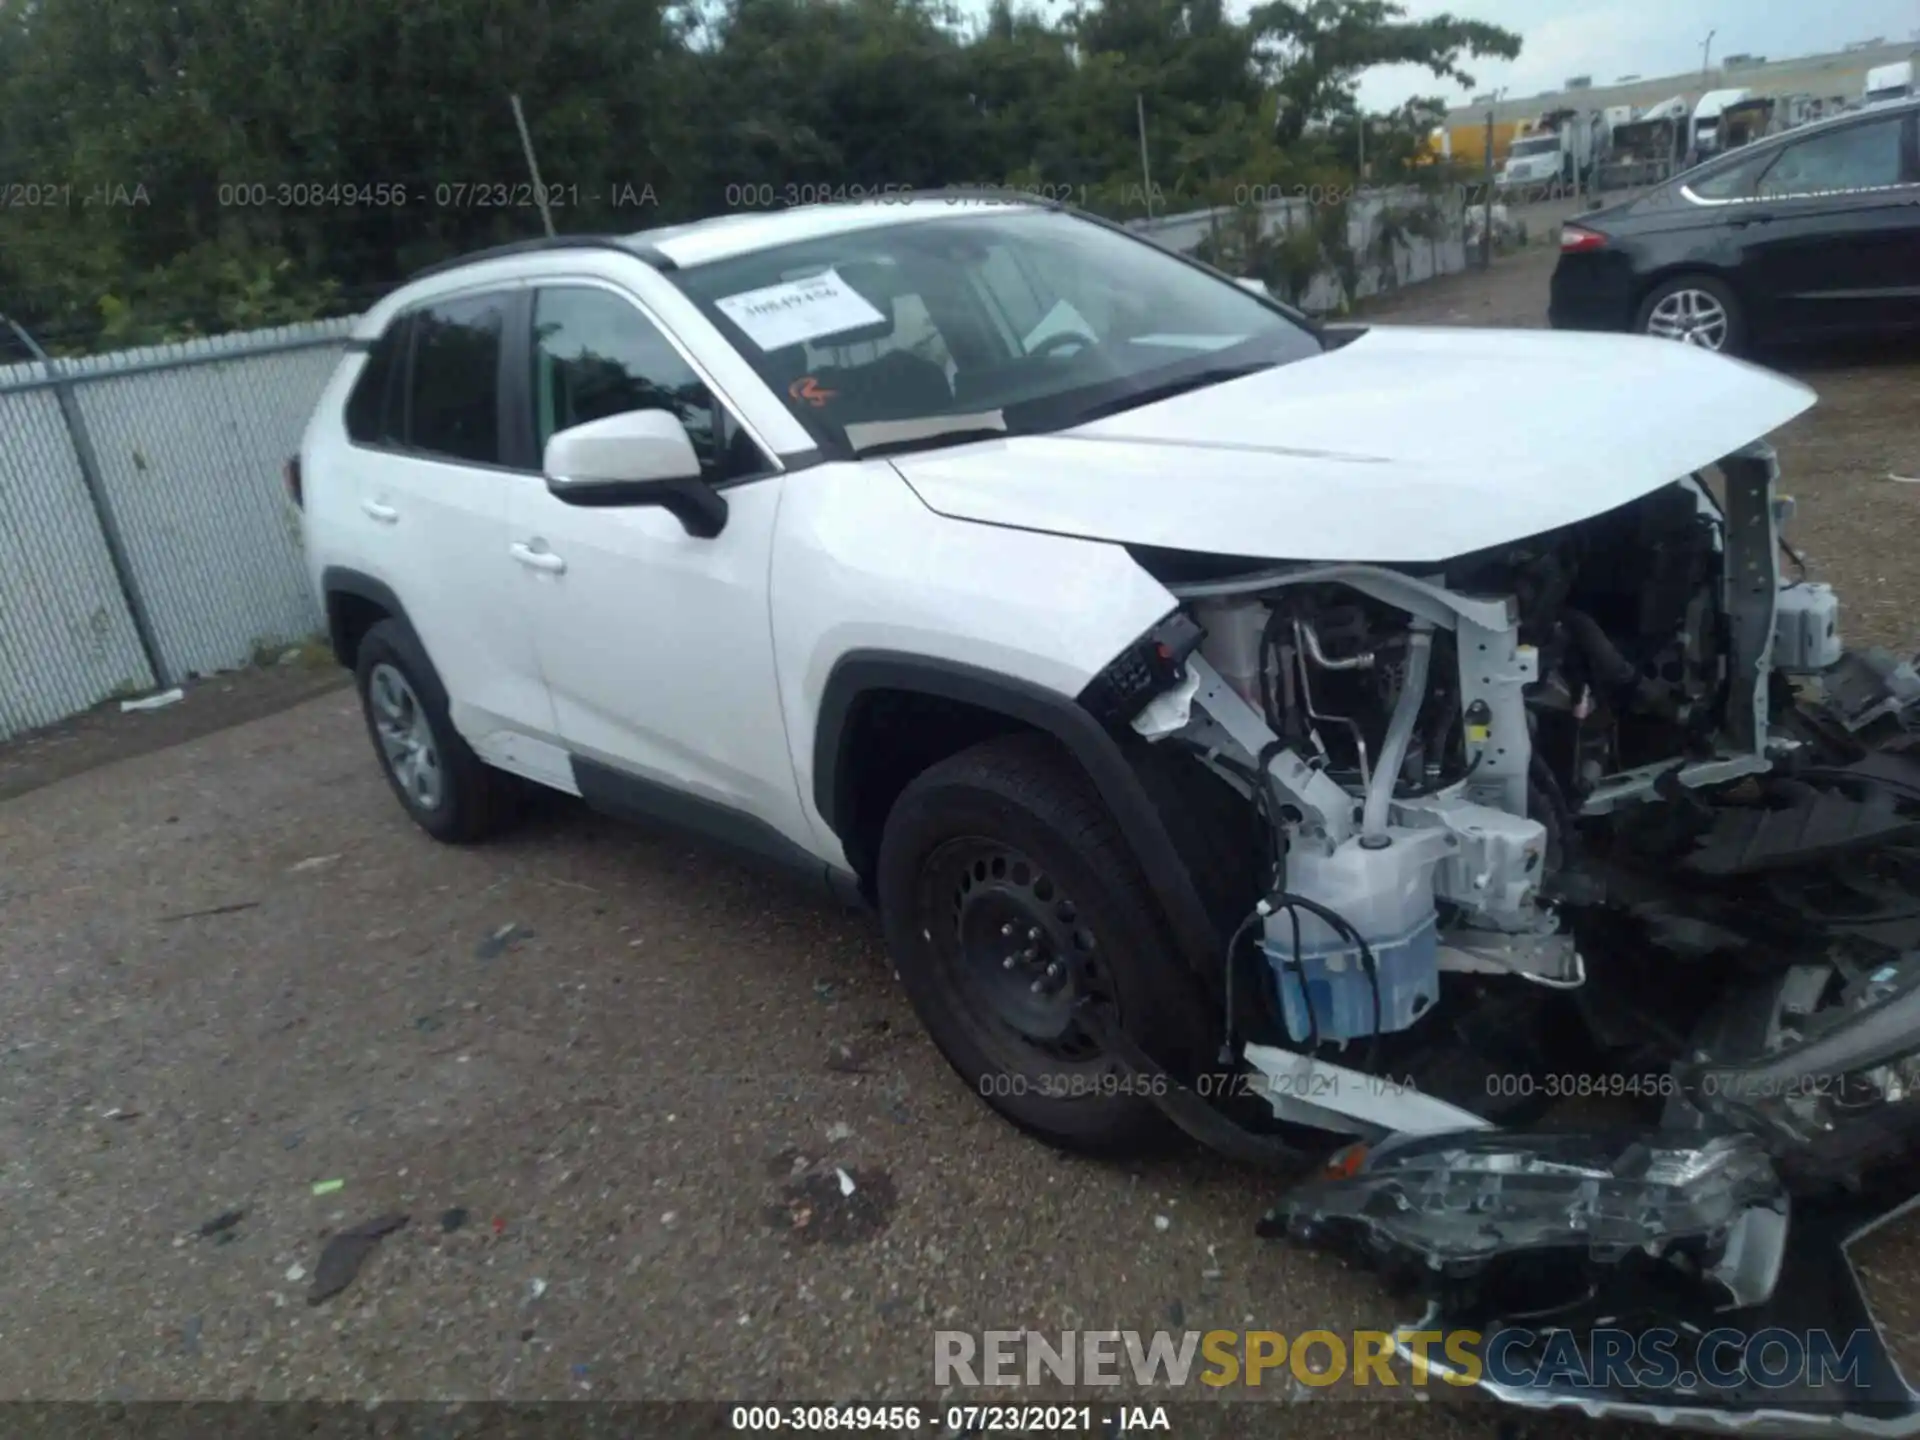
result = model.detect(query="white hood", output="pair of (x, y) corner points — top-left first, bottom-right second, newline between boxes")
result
(891, 325), (1815, 564)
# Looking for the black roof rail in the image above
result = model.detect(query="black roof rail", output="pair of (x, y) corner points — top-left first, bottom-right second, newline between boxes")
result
(405, 233), (668, 284)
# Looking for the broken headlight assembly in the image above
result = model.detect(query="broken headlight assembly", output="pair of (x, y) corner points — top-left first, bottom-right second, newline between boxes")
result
(1265, 1129), (1787, 1310)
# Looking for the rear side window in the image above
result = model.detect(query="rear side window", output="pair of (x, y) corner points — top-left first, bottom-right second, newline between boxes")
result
(344, 318), (407, 444)
(406, 295), (506, 464)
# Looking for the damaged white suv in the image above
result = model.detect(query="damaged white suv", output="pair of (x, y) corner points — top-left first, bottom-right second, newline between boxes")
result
(302, 196), (1920, 1429)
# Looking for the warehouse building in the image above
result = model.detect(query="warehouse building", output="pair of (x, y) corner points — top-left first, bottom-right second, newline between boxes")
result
(1446, 36), (1918, 128)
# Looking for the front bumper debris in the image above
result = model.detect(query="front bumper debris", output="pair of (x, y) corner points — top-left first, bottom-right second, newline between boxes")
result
(1265, 1132), (1920, 1433)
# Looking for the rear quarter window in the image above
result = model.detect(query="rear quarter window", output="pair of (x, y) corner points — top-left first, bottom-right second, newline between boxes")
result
(344, 318), (408, 444)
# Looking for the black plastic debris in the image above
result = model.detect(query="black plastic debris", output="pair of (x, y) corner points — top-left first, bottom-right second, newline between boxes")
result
(764, 1167), (896, 1245)
(439, 1207), (469, 1233)
(307, 1213), (409, 1305)
(197, 1209), (245, 1239)
(474, 923), (533, 960)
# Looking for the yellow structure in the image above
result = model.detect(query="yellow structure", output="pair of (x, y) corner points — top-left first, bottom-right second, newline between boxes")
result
(1445, 118), (1523, 169)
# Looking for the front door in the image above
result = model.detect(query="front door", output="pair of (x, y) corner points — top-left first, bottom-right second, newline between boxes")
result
(505, 281), (815, 858)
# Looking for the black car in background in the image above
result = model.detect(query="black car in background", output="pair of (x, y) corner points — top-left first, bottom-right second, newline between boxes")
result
(1550, 98), (1920, 355)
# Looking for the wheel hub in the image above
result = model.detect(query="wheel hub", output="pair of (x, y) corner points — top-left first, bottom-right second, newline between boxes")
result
(1646, 288), (1728, 350)
(368, 662), (444, 812)
(935, 841), (1110, 1060)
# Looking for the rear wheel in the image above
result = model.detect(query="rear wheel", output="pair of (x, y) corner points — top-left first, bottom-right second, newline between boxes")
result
(354, 619), (519, 843)
(876, 734), (1215, 1156)
(1634, 274), (1746, 355)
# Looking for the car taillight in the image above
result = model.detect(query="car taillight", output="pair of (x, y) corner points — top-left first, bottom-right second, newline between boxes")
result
(1560, 225), (1607, 253)
(284, 455), (304, 508)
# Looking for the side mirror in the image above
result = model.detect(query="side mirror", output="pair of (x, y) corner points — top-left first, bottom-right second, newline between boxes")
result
(542, 409), (728, 538)
(1235, 277), (1274, 299)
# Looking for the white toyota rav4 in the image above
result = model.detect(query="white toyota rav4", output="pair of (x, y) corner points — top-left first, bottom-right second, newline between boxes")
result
(300, 201), (1920, 1402)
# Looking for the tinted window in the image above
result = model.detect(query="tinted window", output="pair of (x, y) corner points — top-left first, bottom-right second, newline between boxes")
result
(344, 318), (406, 444)
(406, 294), (505, 465)
(1758, 117), (1906, 196)
(1687, 148), (1777, 200)
(531, 286), (770, 484)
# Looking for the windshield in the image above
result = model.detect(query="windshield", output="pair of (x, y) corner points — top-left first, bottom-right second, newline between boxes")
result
(669, 207), (1321, 455)
(1509, 135), (1560, 157)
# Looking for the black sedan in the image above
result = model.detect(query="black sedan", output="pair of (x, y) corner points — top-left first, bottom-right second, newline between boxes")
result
(1550, 98), (1920, 355)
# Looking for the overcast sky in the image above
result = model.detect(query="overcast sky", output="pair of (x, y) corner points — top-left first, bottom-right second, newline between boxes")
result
(1351, 0), (1920, 110)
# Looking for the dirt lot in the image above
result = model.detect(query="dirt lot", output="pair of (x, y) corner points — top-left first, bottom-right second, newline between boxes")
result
(4, 251), (1919, 1434)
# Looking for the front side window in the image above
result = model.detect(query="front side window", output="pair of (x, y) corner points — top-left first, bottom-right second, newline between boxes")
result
(1757, 116), (1906, 196)
(406, 294), (505, 465)
(669, 207), (1322, 454)
(531, 286), (770, 485)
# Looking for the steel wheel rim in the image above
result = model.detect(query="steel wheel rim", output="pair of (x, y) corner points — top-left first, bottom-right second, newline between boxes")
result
(918, 838), (1119, 1071)
(1646, 288), (1729, 349)
(368, 662), (444, 811)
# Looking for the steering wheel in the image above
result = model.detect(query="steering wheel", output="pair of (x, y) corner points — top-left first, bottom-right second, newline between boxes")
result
(1028, 330), (1096, 361)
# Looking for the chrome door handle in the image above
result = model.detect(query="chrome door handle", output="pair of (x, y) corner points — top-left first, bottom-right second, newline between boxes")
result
(361, 499), (399, 523)
(510, 542), (566, 574)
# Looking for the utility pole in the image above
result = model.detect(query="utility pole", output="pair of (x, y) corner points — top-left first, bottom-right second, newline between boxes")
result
(1135, 93), (1155, 219)
(509, 93), (557, 238)
(1481, 100), (1495, 270)
(1357, 111), (1366, 179)
(1701, 28), (1717, 77)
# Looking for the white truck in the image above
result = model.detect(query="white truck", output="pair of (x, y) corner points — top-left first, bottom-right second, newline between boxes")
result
(1864, 59), (1914, 107)
(1689, 86), (1751, 159)
(1498, 108), (1602, 189)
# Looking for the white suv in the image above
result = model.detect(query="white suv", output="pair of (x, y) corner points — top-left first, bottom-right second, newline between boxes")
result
(298, 194), (1920, 1177)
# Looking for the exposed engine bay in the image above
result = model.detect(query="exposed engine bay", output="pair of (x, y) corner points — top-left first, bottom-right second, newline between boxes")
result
(1088, 442), (1920, 1431)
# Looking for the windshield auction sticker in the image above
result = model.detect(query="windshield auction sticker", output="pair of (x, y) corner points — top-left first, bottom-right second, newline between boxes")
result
(716, 269), (886, 351)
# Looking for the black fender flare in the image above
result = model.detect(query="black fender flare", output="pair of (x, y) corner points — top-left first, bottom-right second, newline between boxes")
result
(320, 566), (411, 668)
(813, 650), (1222, 979)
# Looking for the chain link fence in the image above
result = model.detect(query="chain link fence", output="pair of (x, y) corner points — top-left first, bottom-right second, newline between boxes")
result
(0, 318), (355, 740)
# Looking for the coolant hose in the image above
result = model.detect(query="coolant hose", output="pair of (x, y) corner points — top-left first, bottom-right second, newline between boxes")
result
(1560, 608), (1638, 690)
(1362, 619), (1434, 842)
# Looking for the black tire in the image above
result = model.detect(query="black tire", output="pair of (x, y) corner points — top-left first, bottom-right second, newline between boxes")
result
(354, 618), (519, 843)
(1633, 273), (1747, 355)
(876, 733), (1216, 1156)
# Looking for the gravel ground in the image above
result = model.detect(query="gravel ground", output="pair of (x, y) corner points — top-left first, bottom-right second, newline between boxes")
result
(4, 249), (1919, 1435)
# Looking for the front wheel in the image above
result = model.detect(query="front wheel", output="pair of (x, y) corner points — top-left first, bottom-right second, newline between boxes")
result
(875, 734), (1215, 1156)
(1634, 274), (1746, 355)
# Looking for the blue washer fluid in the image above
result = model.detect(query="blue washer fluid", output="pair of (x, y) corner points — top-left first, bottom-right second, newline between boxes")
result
(1264, 912), (1441, 1044)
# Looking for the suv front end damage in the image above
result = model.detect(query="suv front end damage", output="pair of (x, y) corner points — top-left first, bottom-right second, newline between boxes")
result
(1088, 440), (1920, 1433)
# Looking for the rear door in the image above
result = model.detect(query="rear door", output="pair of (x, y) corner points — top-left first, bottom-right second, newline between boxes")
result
(347, 288), (564, 779)
(1737, 110), (1920, 337)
